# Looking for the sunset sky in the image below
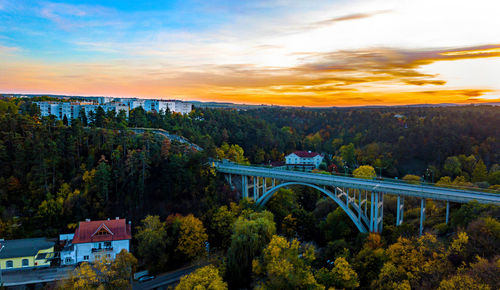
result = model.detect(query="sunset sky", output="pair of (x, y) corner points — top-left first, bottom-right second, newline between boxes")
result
(1, 0), (500, 106)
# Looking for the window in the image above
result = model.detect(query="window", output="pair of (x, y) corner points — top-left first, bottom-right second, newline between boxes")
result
(83, 255), (89, 261)
(93, 242), (101, 249)
(95, 227), (110, 236)
(65, 257), (71, 263)
(6, 260), (13, 268)
(95, 255), (100, 260)
(22, 259), (29, 267)
(106, 254), (111, 258)
(104, 241), (111, 248)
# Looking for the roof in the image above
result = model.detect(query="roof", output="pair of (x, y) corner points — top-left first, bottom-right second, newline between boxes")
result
(0, 238), (54, 259)
(288, 151), (321, 158)
(72, 219), (132, 244)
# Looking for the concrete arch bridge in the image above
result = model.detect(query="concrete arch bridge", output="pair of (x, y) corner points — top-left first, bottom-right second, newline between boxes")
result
(213, 161), (500, 235)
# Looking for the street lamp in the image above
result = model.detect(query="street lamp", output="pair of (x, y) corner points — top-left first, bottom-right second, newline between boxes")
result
(343, 165), (349, 176)
(426, 168), (434, 183)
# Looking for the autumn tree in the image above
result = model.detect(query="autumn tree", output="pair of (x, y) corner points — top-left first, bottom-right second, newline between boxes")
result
(176, 265), (227, 290)
(373, 234), (451, 289)
(253, 235), (322, 289)
(353, 165), (376, 179)
(316, 257), (360, 289)
(215, 142), (249, 164)
(59, 251), (137, 290)
(176, 214), (208, 260)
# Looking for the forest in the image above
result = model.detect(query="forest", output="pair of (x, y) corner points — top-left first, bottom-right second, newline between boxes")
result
(0, 97), (499, 289)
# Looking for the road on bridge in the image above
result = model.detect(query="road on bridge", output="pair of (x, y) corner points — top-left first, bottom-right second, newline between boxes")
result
(214, 162), (500, 204)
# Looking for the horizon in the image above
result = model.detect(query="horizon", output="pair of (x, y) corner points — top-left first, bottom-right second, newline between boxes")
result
(1, 0), (500, 106)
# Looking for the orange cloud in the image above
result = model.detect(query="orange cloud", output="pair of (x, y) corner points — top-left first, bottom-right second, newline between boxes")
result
(1, 44), (500, 106)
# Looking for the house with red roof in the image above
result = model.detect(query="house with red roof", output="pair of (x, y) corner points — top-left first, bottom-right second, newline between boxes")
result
(285, 151), (324, 170)
(60, 217), (131, 265)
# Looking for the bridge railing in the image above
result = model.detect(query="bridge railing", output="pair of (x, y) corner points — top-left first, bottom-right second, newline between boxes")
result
(213, 160), (500, 195)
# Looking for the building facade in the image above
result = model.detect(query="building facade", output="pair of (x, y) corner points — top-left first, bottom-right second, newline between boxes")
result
(285, 151), (324, 170)
(35, 98), (192, 123)
(60, 218), (132, 265)
(0, 238), (54, 270)
(35, 101), (129, 123)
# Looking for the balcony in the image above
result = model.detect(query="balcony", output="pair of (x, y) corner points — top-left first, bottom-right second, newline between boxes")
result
(91, 247), (113, 253)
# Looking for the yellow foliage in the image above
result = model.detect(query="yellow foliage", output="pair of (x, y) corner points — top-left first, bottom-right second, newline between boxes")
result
(176, 265), (227, 290)
(448, 232), (468, 255)
(330, 257), (360, 289)
(353, 165), (376, 179)
(438, 274), (490, 290)
(177, 214), (208, 260)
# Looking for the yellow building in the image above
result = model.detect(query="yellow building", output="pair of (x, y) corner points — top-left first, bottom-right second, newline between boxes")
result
(0, 238), (54, 270)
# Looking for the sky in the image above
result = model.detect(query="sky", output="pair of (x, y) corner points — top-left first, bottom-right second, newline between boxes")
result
(1, 0), (500, 106)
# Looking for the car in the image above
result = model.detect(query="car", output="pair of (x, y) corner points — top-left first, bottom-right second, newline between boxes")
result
(138, 275), (155, 283)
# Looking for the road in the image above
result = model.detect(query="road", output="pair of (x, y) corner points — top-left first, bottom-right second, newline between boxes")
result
(1, 266), (74, 287)
(133, 265), (203, 290)
(214, 162), (500, 204)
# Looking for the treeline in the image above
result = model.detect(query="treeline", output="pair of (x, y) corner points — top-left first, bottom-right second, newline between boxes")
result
(0, 100), (231, 239)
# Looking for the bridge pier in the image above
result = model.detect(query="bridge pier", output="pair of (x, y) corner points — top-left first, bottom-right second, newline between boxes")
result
(241, 175), (248, 198)
(420, 199), (426, 236)
(253, 177), (257, 200)
(396, 195), (404, 226)
(445, 201), (450, 224)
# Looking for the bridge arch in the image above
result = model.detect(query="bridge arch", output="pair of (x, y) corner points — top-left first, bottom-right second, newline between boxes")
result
(256, 182), (368, 233)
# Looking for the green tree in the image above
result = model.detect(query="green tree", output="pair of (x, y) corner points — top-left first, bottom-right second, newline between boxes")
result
(443, 156), (462, 177)
(135, 215), (168, 273)
(320, 207), (355, 241)
(208, 204), (238, 250)
(472, 159), (488, 183)
(340, 143), (356, 167)
(95, 156), (111, 202)
(216, 142), (249, 164)
(226, 210), (276, 289)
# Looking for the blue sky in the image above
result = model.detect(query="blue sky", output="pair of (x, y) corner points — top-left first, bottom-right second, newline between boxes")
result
(1, 0), (500, 106)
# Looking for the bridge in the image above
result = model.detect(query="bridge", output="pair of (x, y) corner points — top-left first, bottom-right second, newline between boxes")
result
(213, 161), (500, 235)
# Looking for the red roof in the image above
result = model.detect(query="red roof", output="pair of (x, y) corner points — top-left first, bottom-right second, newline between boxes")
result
(72, 219), (132, 244)
(291, 151), (321, 158)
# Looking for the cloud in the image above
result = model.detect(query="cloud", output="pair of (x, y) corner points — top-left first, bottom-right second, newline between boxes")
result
(310, 10), (391, 29)
(39, 2), (121, 30)
(0, 44), (20, 55)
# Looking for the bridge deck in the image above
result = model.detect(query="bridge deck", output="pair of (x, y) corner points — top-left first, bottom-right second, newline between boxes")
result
(215, 163), (500, 204)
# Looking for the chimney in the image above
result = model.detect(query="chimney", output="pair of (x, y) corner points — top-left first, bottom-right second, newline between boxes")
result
(85, 218), (91, 222)
(107, 218), (110, 220)
(115, 217), (119, 220)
